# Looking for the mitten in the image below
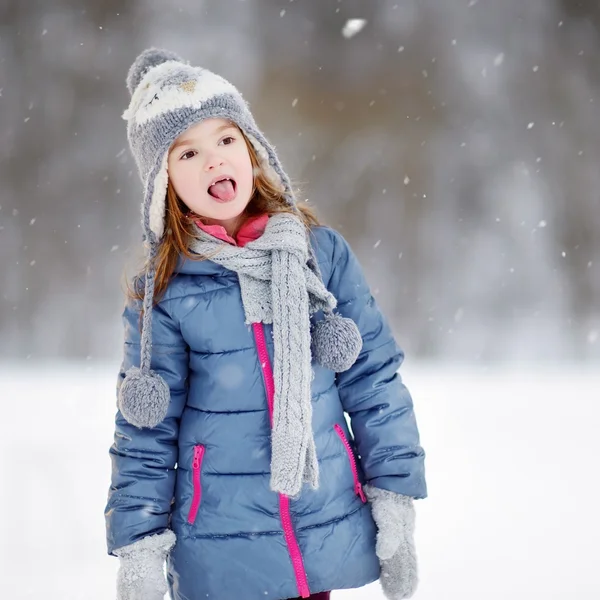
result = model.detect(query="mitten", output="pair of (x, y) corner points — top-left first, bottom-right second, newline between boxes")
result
(114, 529), (176, 600)
(364, 484), (418, 600)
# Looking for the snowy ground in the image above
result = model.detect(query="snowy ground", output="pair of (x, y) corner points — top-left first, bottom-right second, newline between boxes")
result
(1, 361), (598, 599)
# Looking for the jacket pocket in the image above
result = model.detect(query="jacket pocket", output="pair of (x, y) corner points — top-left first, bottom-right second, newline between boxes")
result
(334, 424), (367, 503)
(187, 444), (205, 524)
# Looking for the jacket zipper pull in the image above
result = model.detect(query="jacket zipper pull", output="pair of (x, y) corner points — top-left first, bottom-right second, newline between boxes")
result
(192, 446), (203, 470)
(355, 481), (367, 503)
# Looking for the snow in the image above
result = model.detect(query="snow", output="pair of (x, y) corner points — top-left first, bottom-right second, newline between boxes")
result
(342, 19), (367, 39)
(1, 361), (599, 599)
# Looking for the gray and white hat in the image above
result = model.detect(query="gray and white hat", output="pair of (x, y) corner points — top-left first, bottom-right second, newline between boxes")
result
(117, 48), (362, 430)
(122, 47), (295, 243)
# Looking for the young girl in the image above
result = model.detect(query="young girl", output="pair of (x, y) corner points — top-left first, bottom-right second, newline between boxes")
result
(105, 48), (427, 600)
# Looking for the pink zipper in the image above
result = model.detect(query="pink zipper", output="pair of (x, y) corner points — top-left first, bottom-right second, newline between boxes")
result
(187, 444), (205, 524)
(279, 494), (310, 596)
(252, 322), (311, 599)
(253, 323), (274, 426)
(334, 424), (367, 503)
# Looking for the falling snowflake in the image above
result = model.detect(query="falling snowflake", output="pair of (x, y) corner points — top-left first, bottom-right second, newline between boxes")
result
(342, 19), (367, 39)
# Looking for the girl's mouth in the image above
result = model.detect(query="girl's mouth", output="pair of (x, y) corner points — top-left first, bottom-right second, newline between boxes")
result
(208, 177), (237, 202)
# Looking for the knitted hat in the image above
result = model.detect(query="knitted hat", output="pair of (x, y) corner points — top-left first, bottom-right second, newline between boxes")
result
(118, 48), (362, 429)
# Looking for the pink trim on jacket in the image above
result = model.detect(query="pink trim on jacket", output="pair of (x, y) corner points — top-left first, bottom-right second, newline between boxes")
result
(334, 424), (367, 503)
(187, 445), (206, 524)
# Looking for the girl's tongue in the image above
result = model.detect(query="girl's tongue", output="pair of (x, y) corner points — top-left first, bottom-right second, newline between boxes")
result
(209, 179), (235, 201)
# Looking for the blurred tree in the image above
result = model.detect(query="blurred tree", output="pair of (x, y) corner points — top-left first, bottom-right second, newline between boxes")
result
(0, 0), (598, 361)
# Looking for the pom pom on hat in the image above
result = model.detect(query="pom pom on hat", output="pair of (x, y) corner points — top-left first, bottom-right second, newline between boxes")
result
(118, 366), (171, 428)
(126, 47), (184, 96)
(311, 313), (363, 372)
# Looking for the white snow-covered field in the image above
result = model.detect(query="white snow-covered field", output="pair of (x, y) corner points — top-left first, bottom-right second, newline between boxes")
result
(1, 361), (598, 600)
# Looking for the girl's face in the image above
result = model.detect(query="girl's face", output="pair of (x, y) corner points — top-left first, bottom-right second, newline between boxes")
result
(167, 118), (254, 234)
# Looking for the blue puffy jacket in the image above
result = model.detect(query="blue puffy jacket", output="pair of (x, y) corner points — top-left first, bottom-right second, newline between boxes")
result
(105, 225), (427, 600)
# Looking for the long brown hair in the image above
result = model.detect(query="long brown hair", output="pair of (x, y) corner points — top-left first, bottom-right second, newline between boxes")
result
(125, 126), (323, 304)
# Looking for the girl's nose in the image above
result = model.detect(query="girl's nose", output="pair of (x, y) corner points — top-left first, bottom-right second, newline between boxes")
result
(204, 152), (225, 172)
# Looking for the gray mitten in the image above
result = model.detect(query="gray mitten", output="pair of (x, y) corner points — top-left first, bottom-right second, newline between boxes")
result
(114, 529), (176, 600)
(364, 485), (418, 600)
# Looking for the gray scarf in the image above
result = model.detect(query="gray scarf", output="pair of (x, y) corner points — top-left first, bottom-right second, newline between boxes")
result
(189, 213), (337, 497)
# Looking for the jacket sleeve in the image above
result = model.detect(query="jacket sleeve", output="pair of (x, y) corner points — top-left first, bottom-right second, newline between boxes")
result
(105, 295), (189, 555)
(326, 228), (427, 499)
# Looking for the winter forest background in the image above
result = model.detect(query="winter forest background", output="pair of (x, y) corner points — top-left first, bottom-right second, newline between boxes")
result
(2, 0), (599, 362)
(1, 1), (599, 600)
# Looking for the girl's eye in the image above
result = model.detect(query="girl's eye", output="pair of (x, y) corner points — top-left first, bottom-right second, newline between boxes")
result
(179, 136), (235, 160)
(181, 150), (196, 160)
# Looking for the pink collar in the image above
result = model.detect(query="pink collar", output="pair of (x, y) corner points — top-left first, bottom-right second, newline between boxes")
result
(194, 214), (269, 247)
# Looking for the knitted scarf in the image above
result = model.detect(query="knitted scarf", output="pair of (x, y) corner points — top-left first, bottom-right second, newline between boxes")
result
(189, 213), (337, 497)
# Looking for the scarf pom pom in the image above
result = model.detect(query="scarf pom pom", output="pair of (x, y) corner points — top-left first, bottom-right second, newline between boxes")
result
(118, 366), (170, 428)
(311, 314), (363, 372)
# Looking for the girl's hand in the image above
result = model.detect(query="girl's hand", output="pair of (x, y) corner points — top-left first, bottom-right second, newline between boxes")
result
(364, 485), (418, 600)
(114, 530), (176, 600)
